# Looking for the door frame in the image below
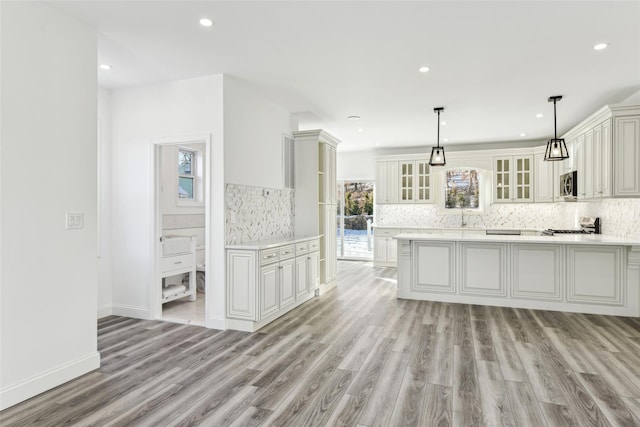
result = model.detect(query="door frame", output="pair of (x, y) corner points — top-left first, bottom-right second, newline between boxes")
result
(150, 133), (212, 323)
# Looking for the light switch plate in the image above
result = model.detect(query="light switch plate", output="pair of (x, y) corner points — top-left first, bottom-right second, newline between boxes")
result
(66, 212), (84, 230)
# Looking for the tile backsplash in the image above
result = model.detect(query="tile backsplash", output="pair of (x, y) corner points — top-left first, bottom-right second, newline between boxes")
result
(226, 183), (295, 244)
(376, 199), (640, 240)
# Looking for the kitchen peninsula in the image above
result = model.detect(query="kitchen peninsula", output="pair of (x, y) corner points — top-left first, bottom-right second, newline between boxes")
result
(395, 232), (640, 316)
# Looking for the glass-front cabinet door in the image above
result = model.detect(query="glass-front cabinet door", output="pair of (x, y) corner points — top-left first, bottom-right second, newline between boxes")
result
(415, 161), (431, 202)
(514, 156), (532, 201)
(399, 162), (414, 202)
(494, 157), (511, 202)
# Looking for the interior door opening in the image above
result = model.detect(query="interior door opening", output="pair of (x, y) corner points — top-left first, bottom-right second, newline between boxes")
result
(154, 138), (209, 326)
(337, 180), (374, 261)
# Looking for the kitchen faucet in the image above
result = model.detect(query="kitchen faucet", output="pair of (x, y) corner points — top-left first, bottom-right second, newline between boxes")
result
(461, 209), (467, 228)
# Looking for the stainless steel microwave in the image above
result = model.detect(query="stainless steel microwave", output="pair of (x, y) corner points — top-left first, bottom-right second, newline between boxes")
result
(560, 171), (578, 200)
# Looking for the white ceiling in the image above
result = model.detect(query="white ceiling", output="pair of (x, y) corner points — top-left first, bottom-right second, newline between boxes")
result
(51, 1), (640, 152)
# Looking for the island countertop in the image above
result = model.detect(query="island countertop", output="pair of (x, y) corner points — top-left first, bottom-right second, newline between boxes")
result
(394, 232), (640, 246)
(226, 235), (320, 250)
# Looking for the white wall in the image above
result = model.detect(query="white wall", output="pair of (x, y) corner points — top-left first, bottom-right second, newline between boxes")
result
(223, 76), (293, 188)
(98, 87), (113, 318)
(0, 2), (99, 410)
(337, 150), (376, 181)
(110, 75), (225, 327)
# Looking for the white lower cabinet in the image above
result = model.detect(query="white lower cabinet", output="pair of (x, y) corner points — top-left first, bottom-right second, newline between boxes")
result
(259, 263), (279, 318)
(374, 228), (400, 267)
(459, 243), (507, 296)
(412, 241), (456, 293)
(397, 239), (633, 316)
(227, 237), (321, 332)
(511, 244), (563, 300)
(567, 245), (623, 305)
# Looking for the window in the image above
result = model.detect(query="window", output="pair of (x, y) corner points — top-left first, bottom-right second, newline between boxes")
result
(445, 169), (480, 209)
(178, 149), (196, 199)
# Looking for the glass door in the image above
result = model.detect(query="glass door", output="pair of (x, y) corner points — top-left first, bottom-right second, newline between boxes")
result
(337, 180), (374, 260)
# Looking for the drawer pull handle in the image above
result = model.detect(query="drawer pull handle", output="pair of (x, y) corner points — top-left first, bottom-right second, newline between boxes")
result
(265, 254), (276, 259)
(174, 261), (182, 265)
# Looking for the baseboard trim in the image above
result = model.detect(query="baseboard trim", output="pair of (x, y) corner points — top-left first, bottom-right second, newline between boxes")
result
(111, 304), (149, 319)
(97, 304), (113, 319)
(0, 351), (100, 411)
(207, 315), (226, 330)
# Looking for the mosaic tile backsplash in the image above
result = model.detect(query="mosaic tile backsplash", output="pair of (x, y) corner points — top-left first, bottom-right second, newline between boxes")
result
(226, 183), (295, 244)
(376, 199), (640, 240)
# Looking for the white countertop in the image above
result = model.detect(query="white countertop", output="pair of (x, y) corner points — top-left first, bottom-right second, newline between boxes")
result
(373, 225), (542, 233)
(394, 232), (640, 246)
(226, 235), (320, 250)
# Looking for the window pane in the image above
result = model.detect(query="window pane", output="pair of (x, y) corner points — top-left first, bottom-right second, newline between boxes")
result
(178, 177), (194, 199)
(178, 151), (193, 175)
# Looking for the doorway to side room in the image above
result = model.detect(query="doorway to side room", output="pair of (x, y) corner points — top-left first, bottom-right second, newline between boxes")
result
(153, 136), (210, 326)
(337, 180), (375, 261)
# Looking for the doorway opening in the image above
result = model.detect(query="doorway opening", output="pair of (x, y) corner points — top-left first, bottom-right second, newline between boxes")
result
(153, 136), (210, 326)
(337, 181), (374, 261)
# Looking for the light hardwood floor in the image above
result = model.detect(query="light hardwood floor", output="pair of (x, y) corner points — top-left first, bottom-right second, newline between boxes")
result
(2, 261), (640, 426)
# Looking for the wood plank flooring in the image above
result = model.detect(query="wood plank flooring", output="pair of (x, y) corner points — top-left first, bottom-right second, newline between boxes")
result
(2, 261), (640, 426)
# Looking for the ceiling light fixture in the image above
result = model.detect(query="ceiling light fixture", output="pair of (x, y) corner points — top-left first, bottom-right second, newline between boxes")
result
(520, 133), (526, 137)
(347, 115), (360, 121)
(429, 107), (446, 167)
(99, 64), (112, 70)
(544, 95), (569, 161)
(199, 18), (214, 27)
(536, 113), (544, 118)
(593, 42), (608, 51)
(419, 66), (430, 73)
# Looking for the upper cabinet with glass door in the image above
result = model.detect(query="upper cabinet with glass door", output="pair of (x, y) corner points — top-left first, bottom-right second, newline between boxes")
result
(493, 155), (533, 203)
(399, 160), (433, 203)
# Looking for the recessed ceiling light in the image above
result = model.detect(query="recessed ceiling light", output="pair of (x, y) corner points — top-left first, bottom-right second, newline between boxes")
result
(536, 113), (544, 118)
(441, 121), (447, 126)
(99, 64), (112, 70)
(376, 143), (381, 147)
(443, 138), (449, 142)
(358, 128), (364, 133)
(593, 42), (608, 51)
(520, 133), (527, 137)
(199, 18), (214, 27)
(347, 115), (360, 121)
(418, 66), (430, 73)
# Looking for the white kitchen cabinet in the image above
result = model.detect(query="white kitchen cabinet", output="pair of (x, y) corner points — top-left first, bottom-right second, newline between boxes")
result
(226, 237), (321, 332)
(259, 263), (279, 319)
(613, 116), (640, 197)
(511, 244), (563, 301)
(494, 155), (533, 203)
(294, 130), (339, 292)
(533, 152), (557, 203)
(567, 245), (623, 305)
(459, 242), (507, 297)
(373, 228), (401, 267)
(375, 161), (399, 204)
(593, 119), (612, 198)
(411, 241), (456, 294)
(399, 160), (432, 203)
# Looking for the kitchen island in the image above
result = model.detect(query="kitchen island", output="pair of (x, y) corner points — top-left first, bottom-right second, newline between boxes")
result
(395, 232), (640, 316)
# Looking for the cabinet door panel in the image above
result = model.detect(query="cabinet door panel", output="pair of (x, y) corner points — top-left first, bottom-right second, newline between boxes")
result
(511, 244), (563, 300)
(399, 161), (414, 202)
(584, 129), (594, 199)
(279, 258), (296, 308)
(415, 161), (432, 202)
(308, 251), (320, 291)
(614, 117), (640, 196)
(227, 250), (257, 320)
(459, 243), (507, 296)
(387, 237), (398, 263)
(567, 246), (623, 305)
(260, 264), (279, 318)
(600, 120), (612, 197)
(295, 255), (308, 299)
(412, 242), (456, 293)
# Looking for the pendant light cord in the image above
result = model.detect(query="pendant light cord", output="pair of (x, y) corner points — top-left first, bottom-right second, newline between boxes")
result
(553, 98), (558, 139)
(436, 109), (441, 148)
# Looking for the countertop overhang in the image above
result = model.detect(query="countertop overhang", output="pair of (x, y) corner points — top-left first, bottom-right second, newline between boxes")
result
(394, 232), (640, 246)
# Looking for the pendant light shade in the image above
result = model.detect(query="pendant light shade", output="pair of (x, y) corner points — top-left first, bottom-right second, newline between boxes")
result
(429, 107), (446, 166)
(544, 96), (569, 161)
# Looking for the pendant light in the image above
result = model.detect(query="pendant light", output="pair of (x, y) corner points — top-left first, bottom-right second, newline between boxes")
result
(544, 95), (569, 161)
(429, 107), (446, 166)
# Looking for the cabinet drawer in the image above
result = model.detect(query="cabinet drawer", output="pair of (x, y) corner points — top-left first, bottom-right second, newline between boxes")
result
(260, 248), (280, 265)
(161, 254), (194, 274)
(376, 228), (400, 237)
(296, 242), (309, 255)
(308, 239), (320, 252)
(279, 245), (296, 260)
